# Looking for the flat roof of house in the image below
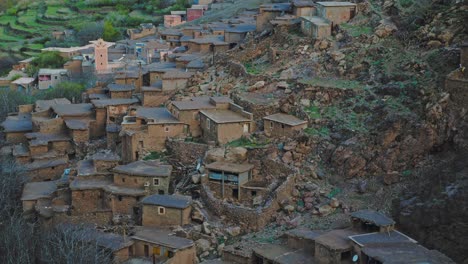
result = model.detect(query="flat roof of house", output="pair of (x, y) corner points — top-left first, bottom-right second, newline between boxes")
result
(285, 229), (325, 240)
(136, 107), (181, 124)
(21, 181), (57, 201)
(314, 229), (359, 251)
(263, 113), (307, 126)
(92, 231), (134, 251)
(25, 132), (71, 145)
(70, 179), (113, 190)
(38, 68), (69, 75)
(141, 194), (192, 209)
(1, 118), (32, 132)
(171, 97), (218, 111)
(108, 83), (135, 92)
(12, 77), (35, 85)
(349, 231), (416, 247)
(175, 54), (201, 62)
(52, 103), (93, 117)
(300, 16), (330, 26)
(26, 158), (68, 171)
(77, 160), (97, 177)
(91, 98), (139, 108)
(64, 119), (90, 130)
(162, 70), (194, 79)
(189, 37), (228, 45)
(132, 227), (194, 250)
(113, 161), (172, 177)
(361, 243), (455, 264)
(36, 98), (71, 112)
(293, 0), (316, 7)
(159, 30), (183, 36)
(225, 24), (256, 33)
(350, 209), (395, 227)
(260, 3), (292, 12)
(187, 60), (205, 69)
(171, 10), (187, 15)
(252, 245), (313, 264)
(316, 1), (356, 7)
(145, 62), (176, 72)
(205, 161), (254, 174)
(91, 151), (120, 162)
(104, 184), (146, 196)
(200, 109), (251, 124)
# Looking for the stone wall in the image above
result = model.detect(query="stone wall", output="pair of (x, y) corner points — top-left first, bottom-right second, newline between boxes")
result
(165, 140), (209, 165)
(200, 174), (297, 231)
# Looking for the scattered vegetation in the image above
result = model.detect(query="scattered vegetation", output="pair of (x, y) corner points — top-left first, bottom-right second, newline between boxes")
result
(228, 136), (269, 148)
(299, 77), (365, 90)
(144, 151), (167, 161)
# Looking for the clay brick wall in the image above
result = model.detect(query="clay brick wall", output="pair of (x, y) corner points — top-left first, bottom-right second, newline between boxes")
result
(174, 110), (201, 137)
(71, 189), (110, 214)
(35, 118), (65, 134)
(95, 108), (107, 138)
(142, 205), (190, 227)
(146, 123), (185, 150)
(51, 140), (74, 155)
(162, 78), (189, 91)
(107, 131), (120, 150)
(95, 160), (119, 173)
(165, 140), (208, 165)
(110, 90), (133, 99)
(264, 121), (307, 137)
(30, 144), (48, 156)
(318, 5), (356, 25)
(110, 194), (140, 216)
(143, 91), (169, 107)
(19, 104), (34, 113)
(71, 129), (89, 143)
(200, 174), (297, 231)
(52, 211), (112, 226)
(113, 247), (131, 264)
(29, 163), (67, 182)
(114, 173), (170, 194)
(216, 122), (250, 144)
(225, 32), (246, 44)
(132, 241), (196, 263)
(5, 132), (28, 144)
(256, 12), (279, 32)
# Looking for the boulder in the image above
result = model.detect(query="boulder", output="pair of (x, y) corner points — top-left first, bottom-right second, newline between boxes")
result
(253, 195), (263, 206)
(253, 81), (265, 89)
(226, 226), (241, 237)
(195, 239), (211, 254)
(329, 198), (340, 208)
(329, 51), (345, 62)
(192, 207), (205, 223)
(374, 19), (397, 38)
(284, 205), (295, 213)
(277, 81), (289, 89)
(192, 174), (201, 184)
(427, 40), (442, 48)
(282, 151), (293, 164)
(383, 171), (400, 185)
(280, 68), (297, 80)
(205, 148), (225, 163)
(318, 204), (335, 216)
(225, 147), (248, 162)
(300, 99), (311, 107)
(202, 222), (211, 235)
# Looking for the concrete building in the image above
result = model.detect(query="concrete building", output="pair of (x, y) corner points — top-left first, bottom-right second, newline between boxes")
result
(199, 103), (254, 144)
(121, 107), (185, 162)
(38, 69), (69, 90)
(204, 161), (254, 201)
(113, 160), (172, 195)
(131, 227), (196, 263)
(141, 194), (192, 227)
(263, 113), (307, 137)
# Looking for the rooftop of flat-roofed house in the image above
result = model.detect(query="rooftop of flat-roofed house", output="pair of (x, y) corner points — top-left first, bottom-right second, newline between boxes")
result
(316, 1), (356, 7)
(349, 230), (416, 247)
(175, 54), (202, 62)
(35, 98), (72, 112)
(162, 70), (194, 80)
(52, 103), (94, 117)
(115, 71), (140, 79)
(171, 10), (187, 15)
(350, 209), (396, 227)
(300, 16), (329, 26)
(159, 30), (183, 36)
(260, 3), (292, 12)
(314, 229), (359, 251)
(104, 184), (146, 196)
(293, 0), (316, 7)
(132, 107), (181, 124)
(263, 113), (307, 126)
(172, 97), (217, 110)
(200, 109), (251, 124)
(132, 227), (194, 250)
(187, 60), (205, 69)
(141, 194), (192, 209)
(1, 117), (32, 132)
(189, 37), (228, 45)
(80, 229), (134, 252)
(361, 243), (455, 264)
(91, 151), (121, 162)
(26, 158), (68, 171)
(113, 160), (172, 177)
(70, 179), (112, 190)
(38, 68), (69, 75)
(91, 98), (140, 108)
(142, 82), (163, 91)
(64, 119), (91, 130)
(21, 181), (57, 201)
(145, 62), (176, 72)
(25, 132), (71, 145)
(285, 228), (325, 240)
(108, 83), (135, 92)
(12, 77), (35, 85)
(225, 24), (256, 33)
(253, 244), (312, 264)
(205, 161), (254, 174)
(77, 160), (97, 177)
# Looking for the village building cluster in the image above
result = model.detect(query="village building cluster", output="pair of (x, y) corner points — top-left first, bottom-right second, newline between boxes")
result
(0, 1), (460, 263)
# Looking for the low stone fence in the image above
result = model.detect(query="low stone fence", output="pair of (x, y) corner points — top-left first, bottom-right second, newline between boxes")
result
(166, 139), (209, 165)
(200, 174), (297, 231)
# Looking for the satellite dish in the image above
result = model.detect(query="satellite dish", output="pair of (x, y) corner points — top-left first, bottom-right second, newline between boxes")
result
(352, 255), (359, 262)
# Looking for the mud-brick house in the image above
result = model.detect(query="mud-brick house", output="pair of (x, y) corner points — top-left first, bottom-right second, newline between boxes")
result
(21, 181), (57, 213)
(108, 84), (135, 99)
(187, 37), (229, 54)
(121, 107), (185, 162)
(78, 229), (134, 264)
(187, 7), (205, 22)
(141, 194), (192, 227)
(256, 3), (292, 32)
(91, 98), (140, 137)
(350, 209), (395, 233)
(104, 184), (146, 221)
(113, 161), (172, 195)
(204, 161), (254, 201)
(316, 2), (357, 26)
(164, 15), (185, 28)
(11, 77), (35, 93)
(52, 103), (99, 138)
(0, 113), (33, 144)
(199, 103), (254, 144)
(107, 123), (121, 150)
(293, 0), (316, 16)
(175, 54), (201, 69)
(300, 16), (331, 39)
(115, 71), (143, 93)
(263, 113), (307, 137)
(64, 119), (91, 144)
(25, 132), (74, 159)
(141, 86), (165, 107)
(127, 23), (156, 40)
(25, 158), (68, 182)
(70, 179), (112, 220)
(187, 60), (206, 72)
(314, 229), (359, 264)
(38, 69), (69, 90)
(182, 26), (203, 38)
(224, 24), (256, 45)
(162, 70), (194, 91)
(170, 96), (231, 138)
(145, 62), (177, 86)
(131, 227), (196, 263)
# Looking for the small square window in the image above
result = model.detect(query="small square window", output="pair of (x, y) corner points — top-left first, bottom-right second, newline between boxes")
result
(54, 76), (58, 80)
(270, 122), (274, 128)
(122, 178), (125, 183)
(158, 206), (165, 215)
(153, 178), (160, 186)
(165, 127), (169, 132)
